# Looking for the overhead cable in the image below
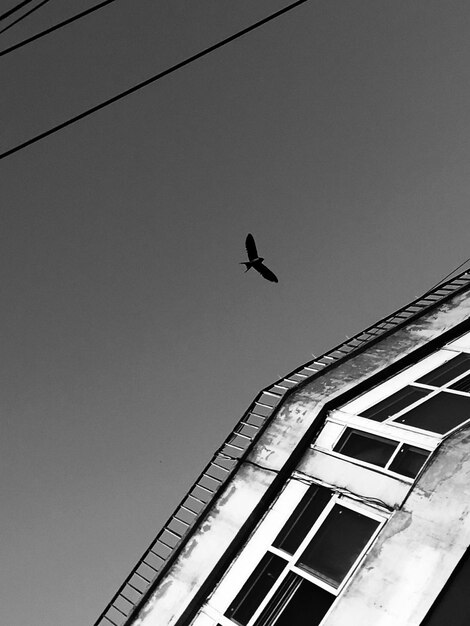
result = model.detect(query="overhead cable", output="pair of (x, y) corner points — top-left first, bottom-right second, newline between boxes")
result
(0, 0), (121, 56)
(0, 0), (52, 35)
(423, 256), (470, 296)
(0, 0), (36, 21)
(0, 0), (310, 161)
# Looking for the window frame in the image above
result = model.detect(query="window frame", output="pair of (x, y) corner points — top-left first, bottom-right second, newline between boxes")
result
(329, 426), (431, 480)
(224, 492), (385, 626)
(206, 481), (310, 617)
(358, 385), (433, 423)
(384, 386), (470, 436)
(339, 350), (458, 418)
(332, 347), (470, 443)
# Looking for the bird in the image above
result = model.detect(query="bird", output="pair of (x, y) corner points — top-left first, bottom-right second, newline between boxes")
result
(240, 233), (278, 283)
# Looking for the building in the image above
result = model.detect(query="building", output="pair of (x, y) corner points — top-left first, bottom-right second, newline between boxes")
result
(94, 270), (470, 626)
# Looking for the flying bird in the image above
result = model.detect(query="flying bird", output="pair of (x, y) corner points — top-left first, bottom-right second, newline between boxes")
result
(240, 233), (278, 283)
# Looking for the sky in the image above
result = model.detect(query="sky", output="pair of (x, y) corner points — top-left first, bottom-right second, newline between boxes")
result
(1, 1), (470, 625)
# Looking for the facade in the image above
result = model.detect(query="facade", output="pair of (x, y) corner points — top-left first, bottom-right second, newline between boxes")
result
(94, 271), (470, 626)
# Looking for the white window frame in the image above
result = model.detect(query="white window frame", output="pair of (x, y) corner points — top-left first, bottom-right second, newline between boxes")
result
(329, 348), (470, 452)
(314, 415), (437, 485)
(339, 349), (459, 418)
(206, 481), (310, 616)
(206, 489), (386, 626)
(326, 425), (432, 480)
(379, 386), (470, 437)
(325, 412), (440, 449)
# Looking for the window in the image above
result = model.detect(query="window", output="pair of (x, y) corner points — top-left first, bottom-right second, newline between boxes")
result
(450, 374), (470, 393)
(416, 353), (470, 387)
(334, 430), (397, 467)
(226, 554), (285, 625)
(272, 485), (331, 555)
(224, 485), (383, 626)
(388, 444), (429, 478)
(255, 573), (334, 626)
(358, 353), (470, 435)
(333, 428), (429, 479)
(393, 392), (470, 434)
(296, 505), (379, 587)
(360, 386), (431, 422)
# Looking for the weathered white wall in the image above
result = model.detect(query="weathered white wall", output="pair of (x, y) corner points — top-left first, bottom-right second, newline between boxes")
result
(322, 425), (470, 625)
(133, 465), (273, 626)
(297, 449), (409, 509)
(132, 290), (470, 626)
(206, 480), (308, 616)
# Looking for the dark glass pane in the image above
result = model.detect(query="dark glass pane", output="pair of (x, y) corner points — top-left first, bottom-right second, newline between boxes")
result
(274, 579), (334, 626)
(273, 486), (331, 555)
(298, 505), (379, 587)
(388, 444), (429, 478)
(421, 548), (470, 625)
(394, 392), (470, 434)
(416, 354), (470, 387)
(254, 573), (334, 626)
(360, 386), (431, 421)
(450, 373), (470, 393)
(226, 553), (285, 625)
(334, 429), (397, 467)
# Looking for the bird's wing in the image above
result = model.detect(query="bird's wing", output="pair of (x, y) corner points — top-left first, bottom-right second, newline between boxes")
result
(256, 262), (278, 283)
(245, 233), (258, 261)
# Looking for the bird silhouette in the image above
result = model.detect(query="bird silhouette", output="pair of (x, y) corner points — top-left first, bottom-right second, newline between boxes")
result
(240, 233), (278, 283)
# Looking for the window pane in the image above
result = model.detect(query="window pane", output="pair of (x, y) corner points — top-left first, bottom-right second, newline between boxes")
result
(393, 392), (470, 434)
(254, 573), (334, 626)
(273, 486), (331, 555)
(297, 505), (379, 587)
(450, 373), (470, 393)
(388, 444), (429, 478)
(273, 579), (334, 626)
(334, 429), (397, 467)
(416, 353), (470, 387)
(225, 553), (285, 625)
(360, 386), (431, 421)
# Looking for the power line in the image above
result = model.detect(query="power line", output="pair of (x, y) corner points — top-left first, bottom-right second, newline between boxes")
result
(423, 256), (470, 295)
(0, 0), (52, 36)
(0, 0), (36, 21)
(0, 0), (310, 161)
(0, 0), (121, 56)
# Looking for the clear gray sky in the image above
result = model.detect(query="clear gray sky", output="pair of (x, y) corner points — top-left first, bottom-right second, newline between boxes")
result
(1, 1), (470, 624)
